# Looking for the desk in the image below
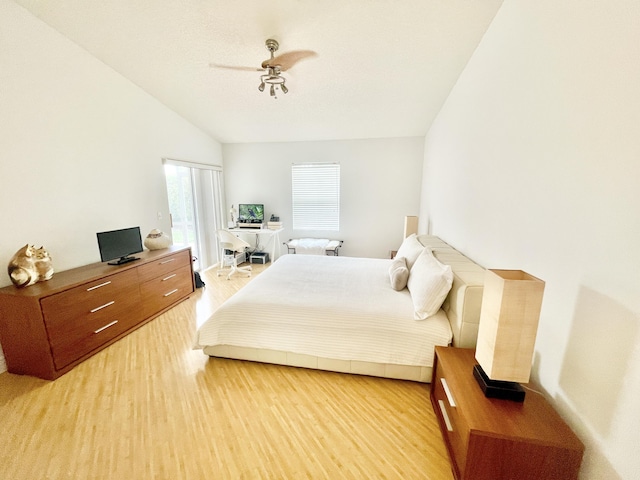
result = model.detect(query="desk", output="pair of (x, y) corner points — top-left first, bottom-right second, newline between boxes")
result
(228, 228), (284, 262)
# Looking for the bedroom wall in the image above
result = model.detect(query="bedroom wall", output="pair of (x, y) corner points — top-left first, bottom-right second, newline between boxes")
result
(420, 1), (640, 479)
(0, 2), (223, 372)
(222, 137), (424, 259)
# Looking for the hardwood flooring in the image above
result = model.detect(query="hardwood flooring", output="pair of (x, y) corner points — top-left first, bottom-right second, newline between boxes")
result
(0, 261), (453, 479)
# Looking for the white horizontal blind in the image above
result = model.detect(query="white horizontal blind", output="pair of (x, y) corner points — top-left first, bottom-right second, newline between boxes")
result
(292, 163), (340, 231)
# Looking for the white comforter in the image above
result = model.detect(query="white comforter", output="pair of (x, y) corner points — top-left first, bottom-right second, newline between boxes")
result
(195, 254), (453, 367)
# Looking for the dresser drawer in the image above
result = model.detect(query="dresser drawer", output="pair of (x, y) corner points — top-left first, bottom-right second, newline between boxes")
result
(432, 359), (470, 478)
(136, 250), (191, 283)
(140, 264), (193, 317)
(40, 268), (140, 323)
(47, 291), (143, 370)
(40, 268), (143, 370)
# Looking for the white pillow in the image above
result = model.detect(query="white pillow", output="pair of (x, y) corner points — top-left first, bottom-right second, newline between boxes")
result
(407, 249), (453, 320)
(395, 234), (425, 270)
(388, 256), (409, 291)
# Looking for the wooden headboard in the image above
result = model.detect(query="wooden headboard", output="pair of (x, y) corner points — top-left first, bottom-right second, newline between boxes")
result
(417, 235), (485, 348)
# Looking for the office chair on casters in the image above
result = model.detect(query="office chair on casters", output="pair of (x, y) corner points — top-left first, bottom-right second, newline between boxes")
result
(216, 229), (252, 280)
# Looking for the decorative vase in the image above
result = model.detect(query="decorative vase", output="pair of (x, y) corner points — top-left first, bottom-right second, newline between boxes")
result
(144, 229), (172, 251)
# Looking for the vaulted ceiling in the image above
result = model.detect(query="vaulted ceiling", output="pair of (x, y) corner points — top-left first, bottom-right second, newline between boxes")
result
(14, 0), (503, 143)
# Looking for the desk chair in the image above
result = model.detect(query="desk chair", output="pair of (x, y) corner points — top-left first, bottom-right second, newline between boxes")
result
(216, 229), (252, 280)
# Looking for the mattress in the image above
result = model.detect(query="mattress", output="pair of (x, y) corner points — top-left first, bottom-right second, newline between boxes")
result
(195, 254), (453, 368)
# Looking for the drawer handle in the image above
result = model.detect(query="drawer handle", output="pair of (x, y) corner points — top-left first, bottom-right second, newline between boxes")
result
(164, 289), (178, 297)
(87, 281), (112, 291)
(162, 273), (177, 281)
(441, 378), (456, 407)
(438, 400), (454, 432)
(94, 320), (118, 334)
(90, 301), (115, 313)
(160, 258), (176, 265)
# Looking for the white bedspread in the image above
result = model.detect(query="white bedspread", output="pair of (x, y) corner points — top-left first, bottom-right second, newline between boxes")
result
(195, 254), (453, 368)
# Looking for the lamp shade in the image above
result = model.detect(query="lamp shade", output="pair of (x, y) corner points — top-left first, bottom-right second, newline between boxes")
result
(403, 216), (418, 238)
(475, 269), (545, 383)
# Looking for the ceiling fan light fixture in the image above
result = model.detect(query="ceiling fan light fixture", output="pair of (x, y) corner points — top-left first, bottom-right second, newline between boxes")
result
(281, 83), (288, 94)
(258, 81), (265, 92)
(270, 84), (276, 97)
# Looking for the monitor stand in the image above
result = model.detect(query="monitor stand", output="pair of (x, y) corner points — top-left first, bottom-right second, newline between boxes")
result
(108, 256), (140, 266)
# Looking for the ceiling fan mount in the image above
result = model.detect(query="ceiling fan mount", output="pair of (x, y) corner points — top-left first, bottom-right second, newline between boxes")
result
(265, 38), (279, 54)
(261, 39), (281, 73)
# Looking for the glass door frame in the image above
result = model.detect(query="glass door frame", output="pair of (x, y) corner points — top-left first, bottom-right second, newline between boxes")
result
(162, 158), (225, 271)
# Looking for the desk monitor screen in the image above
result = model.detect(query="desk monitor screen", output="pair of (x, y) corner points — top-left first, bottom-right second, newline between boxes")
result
(97, 226), (143, 265)
(238, 204), (264, 224)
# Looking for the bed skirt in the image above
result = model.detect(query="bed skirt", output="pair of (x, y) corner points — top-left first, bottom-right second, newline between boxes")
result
(203, 344), (434, 382)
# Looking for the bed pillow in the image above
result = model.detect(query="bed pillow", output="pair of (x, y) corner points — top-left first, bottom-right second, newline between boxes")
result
(395, 233), (425, 270)
(407, 249), (453, 320)
(388, 256), (410, 291)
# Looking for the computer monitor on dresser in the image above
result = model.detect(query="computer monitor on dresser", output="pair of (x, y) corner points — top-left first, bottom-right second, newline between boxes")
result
(96, 226), (143, 265)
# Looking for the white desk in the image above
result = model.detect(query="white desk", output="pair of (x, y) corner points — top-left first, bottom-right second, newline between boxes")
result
(228, 228), (284, 262)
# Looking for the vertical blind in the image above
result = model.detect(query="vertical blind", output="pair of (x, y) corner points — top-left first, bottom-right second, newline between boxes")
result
(291, 163), (340, 231)
(162, 158), (225, 270)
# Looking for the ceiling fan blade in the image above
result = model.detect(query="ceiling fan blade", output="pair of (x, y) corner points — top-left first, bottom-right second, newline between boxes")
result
(209, 63), (263, 72)
(261, 50), (317, 71)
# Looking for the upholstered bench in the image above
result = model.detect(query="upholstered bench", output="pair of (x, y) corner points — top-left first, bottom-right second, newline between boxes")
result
(284, 238), (343, 256)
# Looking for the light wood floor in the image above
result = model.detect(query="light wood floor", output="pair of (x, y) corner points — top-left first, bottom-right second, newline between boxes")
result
(0, 262), (453, 480)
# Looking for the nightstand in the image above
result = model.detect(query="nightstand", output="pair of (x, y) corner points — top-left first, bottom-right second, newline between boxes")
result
(430, 347), (584, 480)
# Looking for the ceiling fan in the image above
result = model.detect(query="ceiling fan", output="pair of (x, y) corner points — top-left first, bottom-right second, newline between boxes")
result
(211, 39), (317, 97)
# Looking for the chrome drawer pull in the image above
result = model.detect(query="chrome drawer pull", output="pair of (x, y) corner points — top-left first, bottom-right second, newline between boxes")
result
(441, 378), (456, 407)
(94, 320), (118, 334)
(162, 273), (177, 281)
(160, 258), (176, 265)
(438, 400), (454, 432)
(90, 301), (115, 313)
(163, 289), (178, 297)
(87, 281), (111, 291)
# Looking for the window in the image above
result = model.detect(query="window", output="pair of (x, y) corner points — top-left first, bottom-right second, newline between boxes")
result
(291, 163), (340, 231)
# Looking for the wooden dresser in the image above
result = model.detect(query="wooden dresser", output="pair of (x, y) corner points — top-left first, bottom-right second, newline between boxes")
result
(0, 246), (194, 380)
(431, 347), (584, 480)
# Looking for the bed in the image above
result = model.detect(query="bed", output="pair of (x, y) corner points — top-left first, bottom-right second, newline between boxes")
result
(195, 235), (485, 382)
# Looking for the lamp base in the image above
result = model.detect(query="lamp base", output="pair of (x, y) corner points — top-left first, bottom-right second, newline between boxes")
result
(473, 364), (526, 402)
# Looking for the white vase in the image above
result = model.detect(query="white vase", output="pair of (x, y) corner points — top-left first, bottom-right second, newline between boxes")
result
(144, 229), (172, 250)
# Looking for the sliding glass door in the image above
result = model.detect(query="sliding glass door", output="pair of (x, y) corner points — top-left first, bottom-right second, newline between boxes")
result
(163, 159), (225, 271)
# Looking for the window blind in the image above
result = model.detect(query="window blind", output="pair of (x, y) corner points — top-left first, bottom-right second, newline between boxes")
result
(291, 163), (340, 231)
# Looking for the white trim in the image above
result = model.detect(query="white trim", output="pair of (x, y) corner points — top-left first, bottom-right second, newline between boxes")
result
(291, 162), (339, 166)
(162, 157), (222, 172)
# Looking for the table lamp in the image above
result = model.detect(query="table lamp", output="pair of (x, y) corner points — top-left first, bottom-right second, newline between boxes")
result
(229, 205), (237, 228)
(474, 269), (545, 402)
(403, 216), (418, 238)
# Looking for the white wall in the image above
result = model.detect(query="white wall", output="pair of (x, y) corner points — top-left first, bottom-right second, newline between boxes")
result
(0, 1), (222, 372)
(420, 1), (640, 479)
(222, 137), (424, 259)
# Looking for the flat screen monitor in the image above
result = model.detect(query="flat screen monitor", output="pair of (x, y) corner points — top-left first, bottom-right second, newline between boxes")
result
(238, 204), (264, 224)
(96, 226), (143, 265)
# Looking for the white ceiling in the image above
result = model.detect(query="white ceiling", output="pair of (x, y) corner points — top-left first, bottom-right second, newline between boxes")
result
(14, 0), (503, 144)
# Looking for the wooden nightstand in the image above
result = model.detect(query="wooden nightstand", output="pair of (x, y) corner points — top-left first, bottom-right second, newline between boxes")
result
(430, 347), (584, 480)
